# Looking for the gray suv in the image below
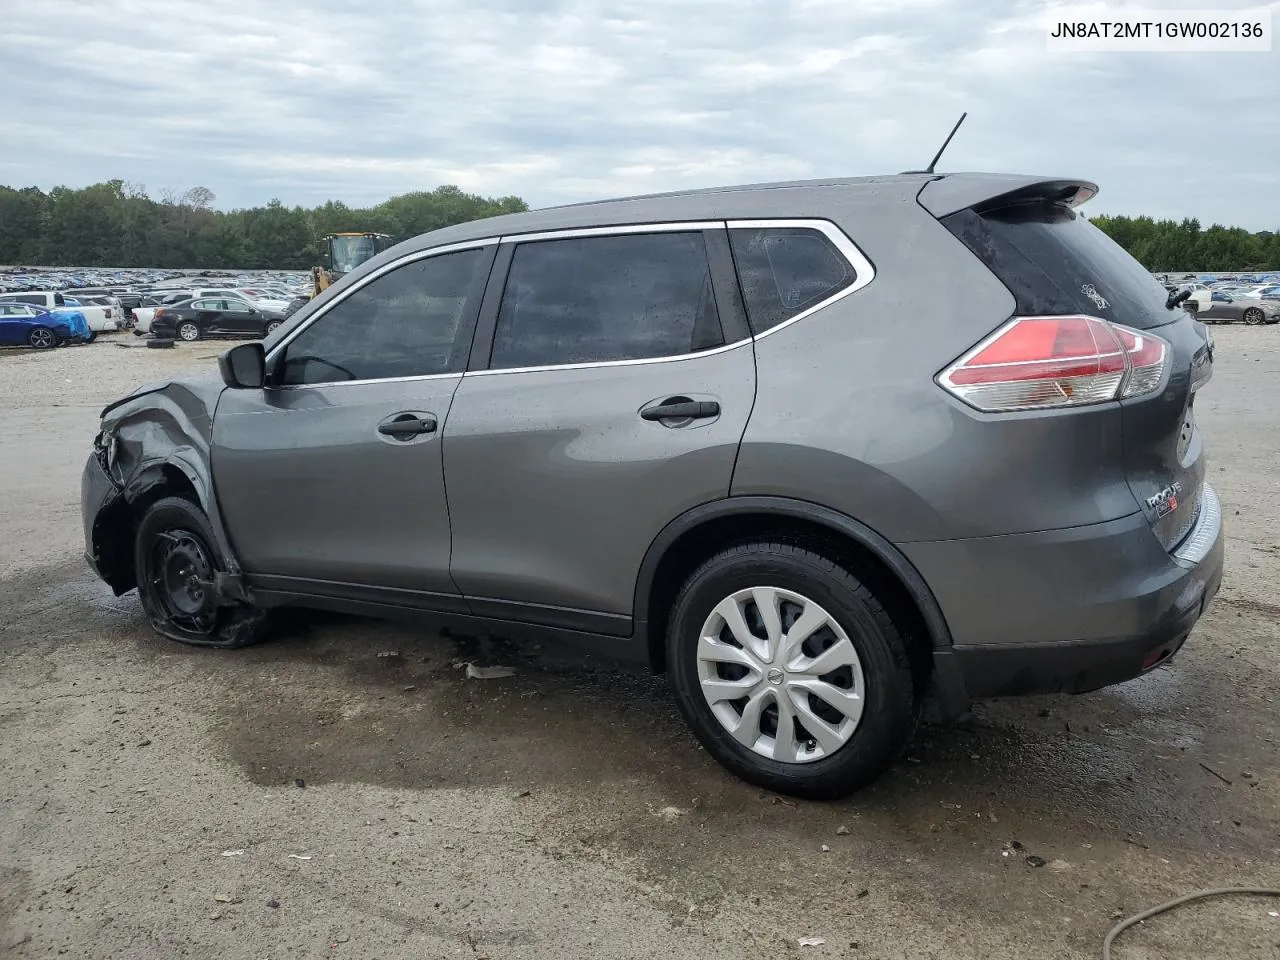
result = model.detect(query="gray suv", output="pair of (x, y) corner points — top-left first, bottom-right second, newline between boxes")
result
(81, 172), (1223, 798)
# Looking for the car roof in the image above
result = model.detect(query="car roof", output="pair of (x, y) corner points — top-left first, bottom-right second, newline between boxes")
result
(379, 171), (1096, 253)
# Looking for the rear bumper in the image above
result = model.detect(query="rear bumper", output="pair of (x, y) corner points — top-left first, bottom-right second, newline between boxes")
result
(909, 484), (1224, 704)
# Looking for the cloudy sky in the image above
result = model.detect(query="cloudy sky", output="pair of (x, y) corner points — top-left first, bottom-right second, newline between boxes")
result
(3, 0), (1278, 227)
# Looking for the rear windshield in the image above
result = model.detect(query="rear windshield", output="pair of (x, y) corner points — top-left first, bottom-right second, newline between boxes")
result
(943, 200), (1174, 330)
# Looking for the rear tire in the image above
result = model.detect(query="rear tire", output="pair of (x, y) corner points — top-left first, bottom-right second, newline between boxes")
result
(666, 542), (918, 799)
(134, 496), (266, 649)
(1243, 308), (1265, 326)
(264, 320), (281, 335)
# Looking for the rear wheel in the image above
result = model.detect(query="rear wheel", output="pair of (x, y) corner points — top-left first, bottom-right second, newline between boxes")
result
(134, 496), (266, 649)
(1243, 307), (1265, 326)
(264, 320), (281, 335)
(28, 326), (56, 349)
(176, 321), (200, 341)
(666, 542), (918, 799)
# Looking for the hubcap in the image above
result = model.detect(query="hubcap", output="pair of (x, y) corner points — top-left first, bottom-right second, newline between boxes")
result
(696, 586), (865, 764)
(179, 324), (198, 340)
(1245, 309), (1262, 325)
(31, 329), (52, 348)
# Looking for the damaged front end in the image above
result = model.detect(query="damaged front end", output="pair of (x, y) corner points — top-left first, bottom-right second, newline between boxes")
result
(80, 373), (244, 598)
(82, 430), (134, 593)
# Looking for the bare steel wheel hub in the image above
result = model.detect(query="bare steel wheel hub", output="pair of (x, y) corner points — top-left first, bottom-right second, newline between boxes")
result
(696, 586), (866, 764)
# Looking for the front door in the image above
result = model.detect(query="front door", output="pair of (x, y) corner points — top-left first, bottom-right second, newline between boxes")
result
(211, 243), (496, 601)
(443, 227), (755, 629)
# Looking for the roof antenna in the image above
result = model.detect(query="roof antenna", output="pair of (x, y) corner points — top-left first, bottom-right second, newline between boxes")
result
(902, 112), (967, 175)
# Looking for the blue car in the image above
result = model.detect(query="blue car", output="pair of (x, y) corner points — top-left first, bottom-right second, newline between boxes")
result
(0, 300), (92, 348)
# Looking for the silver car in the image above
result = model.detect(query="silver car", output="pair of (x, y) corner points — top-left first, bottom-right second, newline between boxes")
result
(81, 172), (1223, 798)
(1197, 291), (1280, 324)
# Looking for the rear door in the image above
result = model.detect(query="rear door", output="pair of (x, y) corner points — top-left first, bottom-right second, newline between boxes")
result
(216, 297), (260, 335)
(211, 242), (496, 600)
(942, 198), (1213, 552)
(442, 225), (755, 631)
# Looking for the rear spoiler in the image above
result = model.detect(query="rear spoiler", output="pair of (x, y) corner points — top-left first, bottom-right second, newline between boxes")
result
(917, 174), (1098, 219)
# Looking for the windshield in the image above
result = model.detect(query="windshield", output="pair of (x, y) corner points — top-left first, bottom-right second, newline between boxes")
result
(330, 236), (378, 274)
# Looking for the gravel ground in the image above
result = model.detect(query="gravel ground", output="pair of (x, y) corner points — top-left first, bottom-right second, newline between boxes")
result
(1, 330), (1278, 960)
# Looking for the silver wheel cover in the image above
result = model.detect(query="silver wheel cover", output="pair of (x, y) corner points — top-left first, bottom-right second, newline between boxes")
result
(696, 586), (866, 764)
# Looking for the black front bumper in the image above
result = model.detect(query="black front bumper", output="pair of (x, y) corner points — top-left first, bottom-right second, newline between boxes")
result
(81, 451), (133, 593)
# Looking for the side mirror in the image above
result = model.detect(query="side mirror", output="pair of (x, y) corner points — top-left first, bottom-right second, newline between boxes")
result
(219, 342), (266, 389)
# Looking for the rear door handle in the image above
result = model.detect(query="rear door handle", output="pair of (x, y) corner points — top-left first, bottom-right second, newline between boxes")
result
(640, 399), (721, 421)
(378, 414), (437, 439)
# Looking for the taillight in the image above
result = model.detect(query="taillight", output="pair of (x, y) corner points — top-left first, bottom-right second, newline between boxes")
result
(104, 307), (112, 318)
(154, 308), (164, 320)
(938, 315), (1169, 412)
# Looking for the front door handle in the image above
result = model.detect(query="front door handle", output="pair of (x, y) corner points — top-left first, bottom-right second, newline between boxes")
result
(640, 399), (721, 421)
(378, 414), (437, 439)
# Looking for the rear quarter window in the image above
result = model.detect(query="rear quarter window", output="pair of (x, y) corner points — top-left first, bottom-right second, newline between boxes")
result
(729, 227), (856, 335)
(943, 200), (1174, 330)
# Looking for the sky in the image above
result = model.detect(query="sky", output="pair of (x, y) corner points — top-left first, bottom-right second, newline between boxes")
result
(2, 0), (1278, 229)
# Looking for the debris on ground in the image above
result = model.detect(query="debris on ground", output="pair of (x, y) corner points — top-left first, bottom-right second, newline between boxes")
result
(220, 850), (244, 857)
(287, 855), (312, 861)
(835, 825), (850, 836)
(1026, 855), (1047, 868)
(462, 663), (516, 679)
(214, 893), (241, 904)
(267, 899), (280, 909)
(655, 806), (685, 822)
(797, 936), (826, 947)
(294, 778), (306, 789)
(1199, 762), (1233, 786)
(136, 738), (151, 748)
(376, 651), (399, 658)
(820, 844), (831, 853)
(514, 790), (531, 799)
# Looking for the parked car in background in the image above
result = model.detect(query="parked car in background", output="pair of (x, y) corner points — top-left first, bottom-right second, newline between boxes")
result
(2, 291), (119, 332)
(131, 291), (198, 335)
(1198, 292), (1280, 324)
(0, 301), (90, 348)
(83, 171), (1222, 799)
(151, 297), (284, 341)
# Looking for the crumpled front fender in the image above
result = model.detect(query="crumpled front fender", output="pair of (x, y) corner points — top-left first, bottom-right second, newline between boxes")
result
(85, 373), (242, 591)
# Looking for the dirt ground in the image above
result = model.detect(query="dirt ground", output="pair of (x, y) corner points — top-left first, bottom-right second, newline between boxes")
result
(1, 330), (1278, 960)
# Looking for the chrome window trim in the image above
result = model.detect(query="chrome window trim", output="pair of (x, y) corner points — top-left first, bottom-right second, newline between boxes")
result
(274, 371), (462, 392)
(726, 218), (876, 342)
(264, 236), (500, 365)
(266, 218), (875, 383)
(465, 338), (751, 378)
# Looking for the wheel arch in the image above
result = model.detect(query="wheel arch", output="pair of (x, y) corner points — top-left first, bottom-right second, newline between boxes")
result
(633, 496), (954, 675)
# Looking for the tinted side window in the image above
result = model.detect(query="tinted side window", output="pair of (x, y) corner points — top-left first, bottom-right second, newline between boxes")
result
(490, 232), (723, 370)
(729, 227), (856, 335)
(11, 293), (40, 305)
(279, 248), (489, 386)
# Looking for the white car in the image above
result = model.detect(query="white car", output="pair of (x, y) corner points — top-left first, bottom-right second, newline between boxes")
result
(3, 292), (119, 332)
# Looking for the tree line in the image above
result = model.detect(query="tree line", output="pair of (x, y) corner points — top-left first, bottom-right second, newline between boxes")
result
(1088, 214), (1280, 273)
(1, 180), (1278, 272)
(0, 181), (527, 270)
